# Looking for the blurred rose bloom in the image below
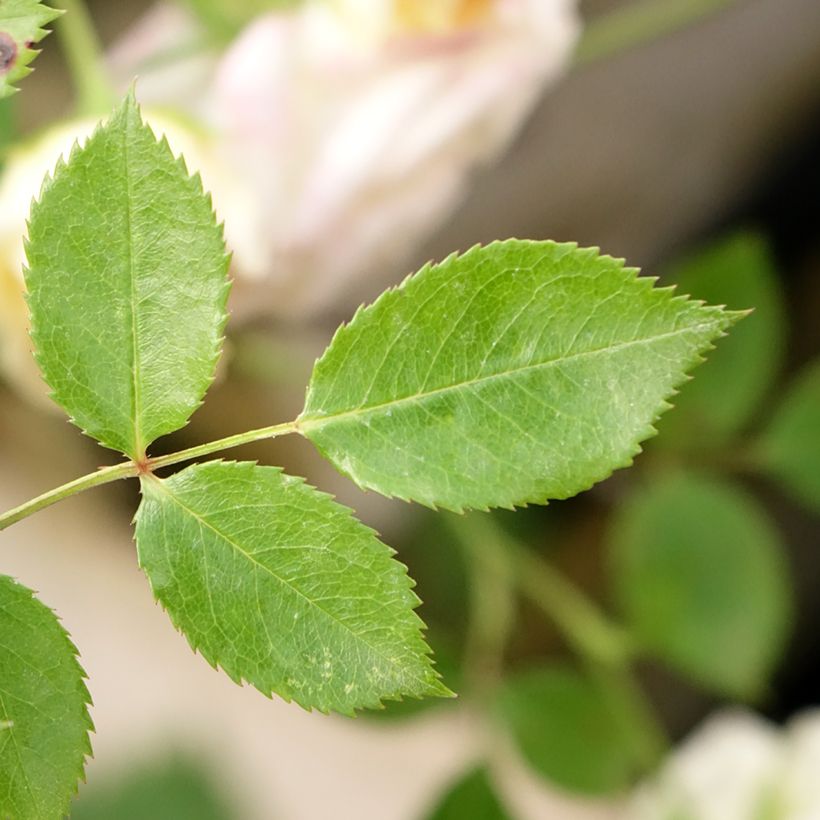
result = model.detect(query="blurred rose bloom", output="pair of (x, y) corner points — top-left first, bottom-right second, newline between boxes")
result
(112, 0), (580, 317)
(0, 0), (579, 401)
(630, 709), (820, 820)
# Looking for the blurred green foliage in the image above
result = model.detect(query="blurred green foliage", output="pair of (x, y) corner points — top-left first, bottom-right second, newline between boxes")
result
(760, 360), (820, 513)
(498, 665), (644, 794)
(609, 471), (792, 698)
(655, 233), (785, 449)
(72, 756), (236, 820)
(183, 0), (302, 41)
(427, 768), (511, 820)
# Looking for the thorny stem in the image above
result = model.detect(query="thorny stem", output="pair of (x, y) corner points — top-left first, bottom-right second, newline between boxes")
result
(53, 0), (115, 116)
(0, 419), (300, 532)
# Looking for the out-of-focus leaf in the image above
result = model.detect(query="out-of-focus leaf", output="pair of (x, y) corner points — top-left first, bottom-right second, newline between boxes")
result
(73, 756), (235, 820)
(498, 665), (643, 794)
(759, 359), (820, 513)
(0, 575), (93, 819)
(609, 472), (792, 698)
(426, 768), (511, 820)
(300, 240), (741, 512)
(135, 461), (450, 714)
(25, 90), (230, 460)
(655, 232), (785, 449)
(0, 0), (61, 99)
(184, 0), (301, 41)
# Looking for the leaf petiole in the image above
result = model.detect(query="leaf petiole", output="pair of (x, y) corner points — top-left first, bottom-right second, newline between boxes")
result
(0, 419), (301, 532)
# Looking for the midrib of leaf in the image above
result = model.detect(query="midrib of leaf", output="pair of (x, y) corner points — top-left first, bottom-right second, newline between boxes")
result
(301, 318), (728, 428)
(146, 477), (431, 690)
(121, 112), (143, 460)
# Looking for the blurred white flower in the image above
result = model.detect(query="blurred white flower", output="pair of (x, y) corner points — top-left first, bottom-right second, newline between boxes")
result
(0, 112), (244, 405)
(630, 709), (820, 820)
(114, 0), (581, 317)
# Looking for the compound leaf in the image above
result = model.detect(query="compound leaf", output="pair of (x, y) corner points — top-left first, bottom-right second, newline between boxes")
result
(300, 240), (741, 512)
(497, 665), (643, 795)
(759, 358), (820, 513)
(25, 90), (230, 461)
(0, 0), (61, 99)
(655, 233), (785, 449)
(609, 472), (792, 698)
(427, 768), (511, 820)
(0, 575), (93, 819)
(135, 461), (449, 714)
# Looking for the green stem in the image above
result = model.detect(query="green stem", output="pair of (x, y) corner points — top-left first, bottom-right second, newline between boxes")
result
(454, 516), (517, 702)
(575, 0), (740, 67)
(52, 0), (114, 116)
(502, 527), (633, 667)
(146, 420), (300, 471)
(0, 460), (137, 531)
(0, 420), (301, 532)
(449, 514), (667, 769)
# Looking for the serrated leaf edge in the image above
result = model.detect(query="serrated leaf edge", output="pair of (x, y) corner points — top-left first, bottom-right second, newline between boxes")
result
(133, 460), (452, 716)
(299, 240), (743, 513)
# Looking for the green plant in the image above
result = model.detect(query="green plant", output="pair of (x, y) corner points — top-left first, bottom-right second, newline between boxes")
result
(0, 88), (742, 818)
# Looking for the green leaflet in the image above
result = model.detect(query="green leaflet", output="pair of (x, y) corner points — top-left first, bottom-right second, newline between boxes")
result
(427, 768), (511, 820)
(759, 358), (820, 513)
(0, 0), (61, 99)
(0, 575), (93, 819)
(655, 233), (785, 449)
(497, 665), (645, 795)
(25, 90), (230, 461)
(299, 240), (742, 512)
(135, 461), (450, 714)
(609, 472), (792, 699)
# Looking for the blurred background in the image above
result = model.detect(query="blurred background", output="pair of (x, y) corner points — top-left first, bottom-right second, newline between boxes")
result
(1, 0), (819, 817)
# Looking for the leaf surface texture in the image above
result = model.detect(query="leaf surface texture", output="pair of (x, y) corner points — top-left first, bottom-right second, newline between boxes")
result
(301, 240), (740, 511)
(26, 91), (229, 459)
(0, 575), (92, 819)
(135, 461), (448, 714)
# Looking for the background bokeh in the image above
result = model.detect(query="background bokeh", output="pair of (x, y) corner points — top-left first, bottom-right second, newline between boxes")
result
(1, 1), (819, 817)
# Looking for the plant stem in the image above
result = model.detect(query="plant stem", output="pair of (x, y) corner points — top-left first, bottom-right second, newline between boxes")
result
(0, 460), (137, 531)
(454, 516), (517, 701)
(448, 514), (668, 769)
(52, 0), (114, 116)
(500, 524), (633, 667)
(146, 420), (300, 471)
(0, 420), (301, 532)
(575, 0), (739, 67)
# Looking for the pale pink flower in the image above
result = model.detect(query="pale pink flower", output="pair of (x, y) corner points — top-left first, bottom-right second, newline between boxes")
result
(116, 0), (580, 317)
